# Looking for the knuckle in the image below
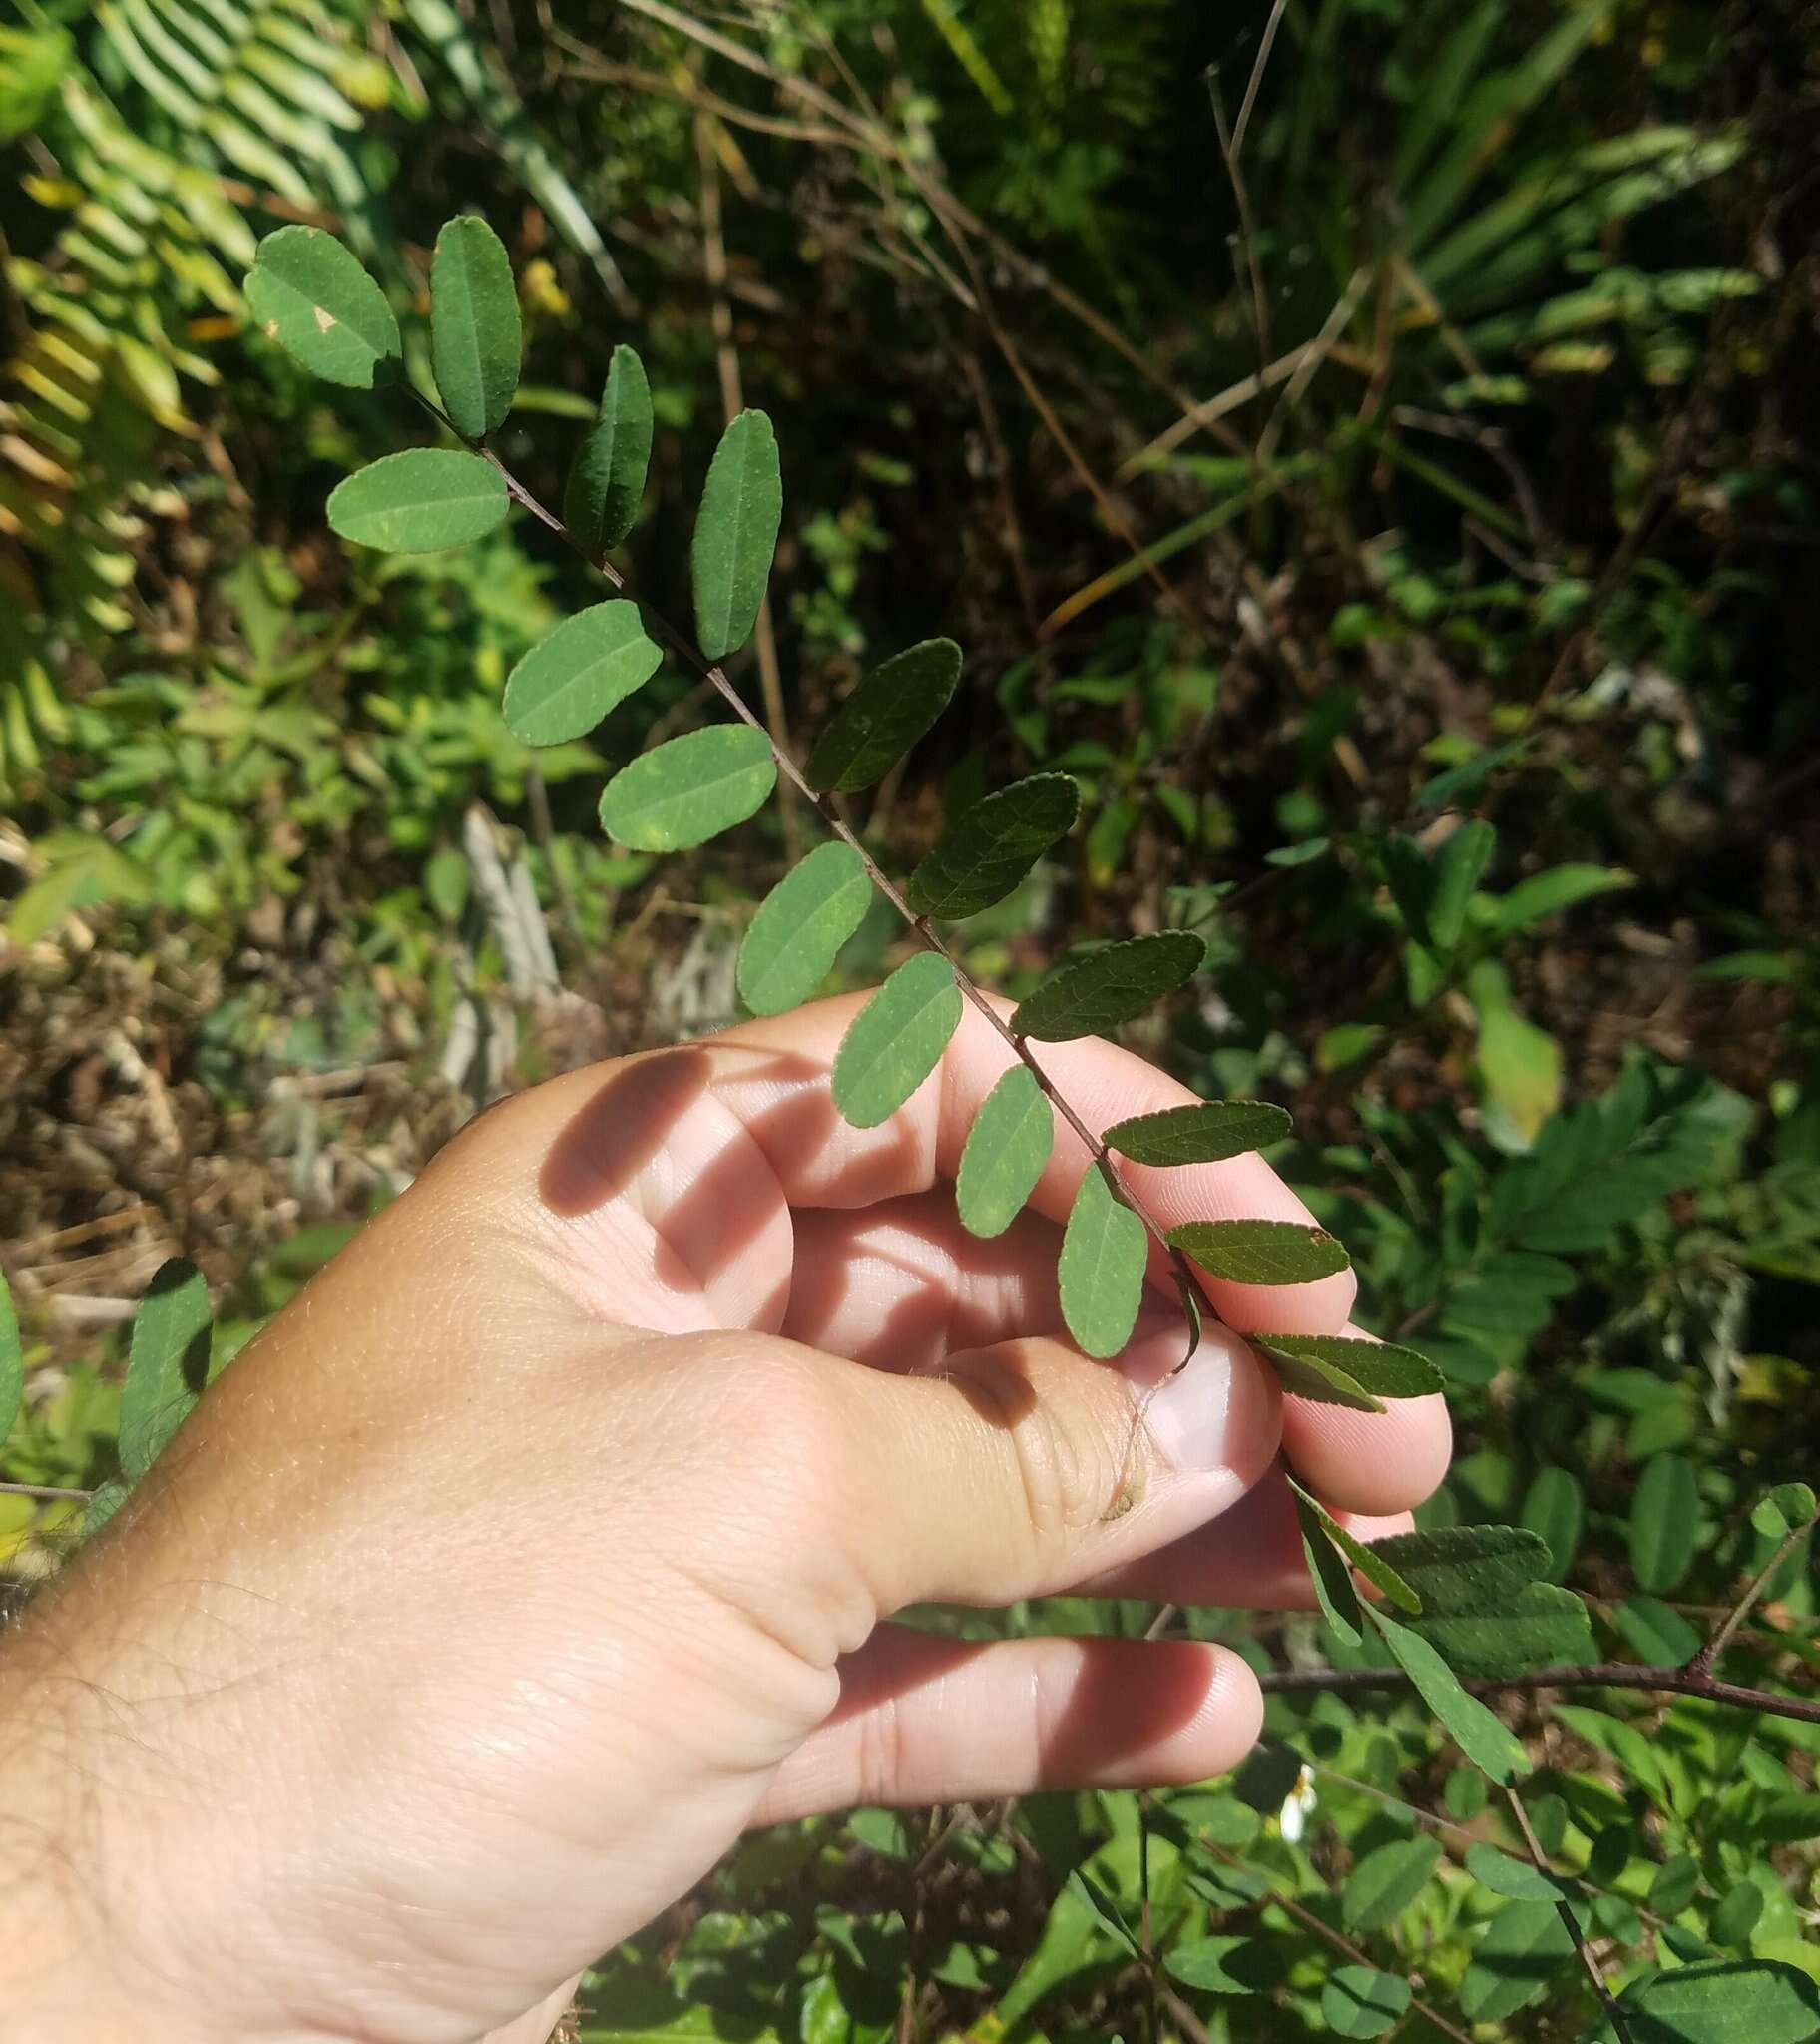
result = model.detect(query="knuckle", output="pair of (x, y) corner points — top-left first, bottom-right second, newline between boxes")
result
(953, 1346), (1120, 1558)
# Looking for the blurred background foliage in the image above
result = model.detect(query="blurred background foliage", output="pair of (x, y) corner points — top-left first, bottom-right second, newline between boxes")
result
(3, 0), (1819, 2036)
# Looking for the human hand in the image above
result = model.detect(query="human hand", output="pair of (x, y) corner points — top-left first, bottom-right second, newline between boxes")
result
(0, 994), (1449, 2044)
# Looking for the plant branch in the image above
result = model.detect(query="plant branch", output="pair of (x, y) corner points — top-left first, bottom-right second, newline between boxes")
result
(1257, 1658), (1820, 1726)
(1502, 1785), (1634, 2044)
(1691, 1511), (1815, 1679)
(0, 1481), (94, 1503)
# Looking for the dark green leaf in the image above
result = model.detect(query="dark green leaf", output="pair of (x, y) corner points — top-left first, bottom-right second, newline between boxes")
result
(1430, 818), (1497, 950)
(1321, 1965), (1411, 2039)
(564, 344), (653, 551)
(1709, 1886), (1764, 1947)
(1649, 1854), (1701, 1916)
(502, 601), (662, 746)
(1446, 1767), (1490, 1820)
(1520, 1466), (1586, 1581)
(1064, 1868), (1141, 1957)
(1369, 1608), (1530, 1784)
(244, 226), (399, 387)
(1613, 1595), (1702, 1667)
(1465, 1843), (1564, 1901)
(1341, 1836), (1444, 1931)
(1758, 1793), (1820, 1842)
(0, 1271), (20, 1447)
(327, 449), (509, 554)
(904, 774), (1079, 920)
(1251, 1332), (1436, 1404)
(956, 1066), (1053, 1239)
(119, 1258), (212, 1482)
(1168, 1224), (1350, 1290)
(1288, 1475), (1422, 1613)
(1012, 932), (1204, 1042)
(1615, 1959), (1820, 2044)
(1629, 1452), (1699, 1593)
(1365, 1524), (1550, 1612)
(831, 955), (963, 1130)
(1292, 1484), (1365, 1646)
(1104, 1101), (1292, 1166)
(804, 639), (963, 794)
(598, 726), (776, 851)
(429, 215), (521, 439)
(1058, 1169), (1147, 1360)
(1163, 1936), (1258, 1994)
(1410, 1584), (1597, 1678)
(1458, 1899), (1576, 2021)
(691, 409), (782, 662)
(736, 842), (872, 1017)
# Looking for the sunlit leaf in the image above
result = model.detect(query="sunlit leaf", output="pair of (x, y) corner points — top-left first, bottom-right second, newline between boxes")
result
(244, 226), (399, 387)
(1465, 1842), (1564, 1901)
(1321, 1965), (1411, 2038)
(1058, 1168), (1147, 1360)
(1457, 1898), (1575, 2021)
(1369, 1608), (1530, 1784)
(1629, 1452), (1699, 1593)
(429, 214), (521, 438)
(1607, 1959), (1820, 2044)
(327, 448), (508, 553)
(904, 773), (1079, 920)
(1709, 1886), (1765, 1947)
(831, 954), (962, 1129)
(691, 409), (782, 662)
(1167, 1223), (1351, 1288)
(1105, 1100), (1292, 1166)
(119, 1258), (212, 1482)
(564, 344), (653, 552)
(1012, 932), (1205, 1042)
(1365, 1524), (1551, 1609)
(502, 601), (661, 745)
(1253, 1331), (1436, 1407)
(1413, 1584), (1597, 1678)
(1341, 1836), (1444, 1931)
(736, 841), (872, 1016)
(804, 639), (963, 794)
(1163, 1936), (1259, 1994)
(1752, 1480), (1818, 1538)
(598, 726), (776, 851)
(956, 1066), (1053, 1239)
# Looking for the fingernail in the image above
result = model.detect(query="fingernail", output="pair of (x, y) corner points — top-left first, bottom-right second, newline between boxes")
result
(1122, 1322), (1254, 1472)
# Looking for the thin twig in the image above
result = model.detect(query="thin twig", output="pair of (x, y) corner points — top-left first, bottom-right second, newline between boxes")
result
(1503, 1786), (1634, 2041)
(1692, 1511), (1815, 1679)
(1257, 1659), (1820, 1727)
(0, 1481), (95, 1503)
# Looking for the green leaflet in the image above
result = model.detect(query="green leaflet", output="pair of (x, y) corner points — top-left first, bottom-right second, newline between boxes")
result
(118, 1257), (212, 1482)
(1162, 1937), (1258, 1994)
(1292, 1482), (1365, 1646)
(0, 1270), (20, 1447)
(1058, 1167), (1147, 1359)
(598, 726), (776, 852)
(1012, 932), (1205, 1042)
(1603, 1960), (1820, 2044)
(691, 409), (782, 662)
(1104, 1100), (1292, 1166)
(956, 1066), (1053, 1239)
(429, 214), (521, 438)
(1464, 1842), (1564, 1901)
(1411, 1586), (1597, 1679)
(1430, 817), (1497, 950)
(1753, 1480), (1818, 1537)
(1456, 1898), (1576, 2022)
(1166, 1222), (1351, 1287)
(1520, 1465), (1586, 1581)
(1364, 1524), (1551, 1610)
(1287, 1475), (1422, 1612)
(1253, 1332), (1436, 1408)
(244, 226), (399, 388)
(1341, 1836), (1444, 1931)
(1369, 1607), (1531, 1785)
(904, 773), (1079, 920)
(327, 448), (509, 553)
(1321, 1966), (1410, 2039)
(1629, 1451), (1699, 1593)
(736, 841), (872, 1016)
(1613, 1594), (1702, 1667)
(564, 345), (653, 552)
(502, 601), (661, 746)
(804, 639), (963, 793)
(831, 954), (963, 1129)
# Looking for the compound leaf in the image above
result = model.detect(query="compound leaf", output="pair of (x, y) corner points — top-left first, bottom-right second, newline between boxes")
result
(1012, 933), (1203, 1042)
(1058, 1168), (1146, 1360)
(1105, 1100), (1292, 1166)
(429, 214), (521, 438)
(736, 841), (872, 1016)
(502, 601), (661, 745)
(1167, 1223), (1351, 1288)
(805, 639), (962, 793)
(564, 344), (653, 552)
(119, 1258), (212, 1483)
(244, 226), (399, 387)
(904, 774), (1079, 920)
(598, 726), (775, 851)
(957, 1066), (1053, 1239)
(692, 409), (782, 662)
(327, 449), (508, 553)
(831, 955), (963, 1129)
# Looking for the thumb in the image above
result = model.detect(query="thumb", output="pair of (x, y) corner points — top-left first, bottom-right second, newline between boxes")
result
(823, 1317), (1282, 1618)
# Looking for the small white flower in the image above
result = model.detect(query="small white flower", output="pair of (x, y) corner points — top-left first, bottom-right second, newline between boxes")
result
(1278, 1767), (1317, 1844)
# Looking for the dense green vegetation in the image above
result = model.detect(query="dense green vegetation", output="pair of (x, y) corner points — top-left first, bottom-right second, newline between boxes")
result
(3, 0), (1818, 2037)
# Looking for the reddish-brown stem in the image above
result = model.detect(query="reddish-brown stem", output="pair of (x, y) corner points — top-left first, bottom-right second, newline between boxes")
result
(1257, 1659), (1820, 1727)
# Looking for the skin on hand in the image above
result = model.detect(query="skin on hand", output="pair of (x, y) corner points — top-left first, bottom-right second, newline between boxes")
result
(0, 994), (1450, 2044)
